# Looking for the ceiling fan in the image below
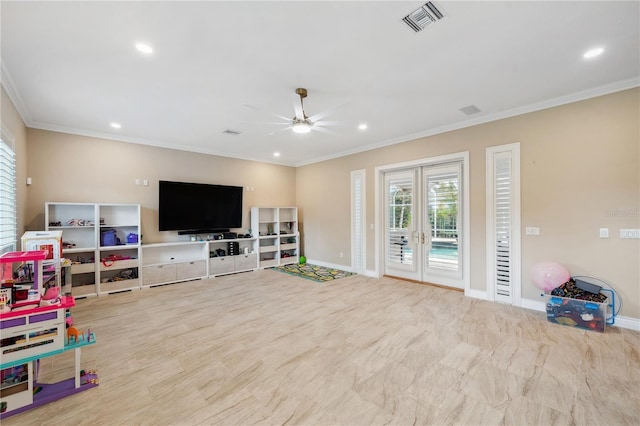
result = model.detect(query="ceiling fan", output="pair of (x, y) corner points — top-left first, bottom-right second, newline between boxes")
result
(246, 88), (343, 136)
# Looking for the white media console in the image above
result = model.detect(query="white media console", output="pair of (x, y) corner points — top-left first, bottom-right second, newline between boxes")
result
(45, 204), (299, 296)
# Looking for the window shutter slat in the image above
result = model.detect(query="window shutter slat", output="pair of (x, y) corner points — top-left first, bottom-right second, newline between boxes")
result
(0, 139), (17, 254)
(493, 155), (512, 302)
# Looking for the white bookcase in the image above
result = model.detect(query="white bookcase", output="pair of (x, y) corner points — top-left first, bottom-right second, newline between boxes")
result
(45, 203), (141, 297)
(251, 207), (299, 268)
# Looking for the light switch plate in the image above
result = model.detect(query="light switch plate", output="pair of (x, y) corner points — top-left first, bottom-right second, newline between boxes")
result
(525, 227), (540, 236)
(620, 229), (640, 239)
(599, 228), (609, 238)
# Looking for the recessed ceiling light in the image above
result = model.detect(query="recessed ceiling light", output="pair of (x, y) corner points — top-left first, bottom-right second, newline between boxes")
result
(110, 122), (121, 129)
(135, 42), (153, 55)
(358, 123), (368, 130)
(583, 47), (604, 59)
(273, 152), (281, 157)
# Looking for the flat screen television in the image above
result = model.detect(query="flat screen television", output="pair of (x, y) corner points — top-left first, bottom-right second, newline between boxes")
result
(158, 180), (243, 233)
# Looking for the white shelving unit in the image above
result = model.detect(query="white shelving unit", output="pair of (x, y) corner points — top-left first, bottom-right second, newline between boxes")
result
(45, 203), (141, 297)
(251, 207), (299, 268)
(208, 238), (258, 277)
(97, 204), (141, 295)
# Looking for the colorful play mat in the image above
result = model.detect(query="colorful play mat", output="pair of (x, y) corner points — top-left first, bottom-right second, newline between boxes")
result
(271, 263), (355, 282)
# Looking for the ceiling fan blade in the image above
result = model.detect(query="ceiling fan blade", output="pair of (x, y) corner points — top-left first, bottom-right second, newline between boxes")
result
(311, 125), (338, 137)
(313, 120), (343, 127)
(239, 121), (290, 125)
(292, 94), (305, 121)
(268, 126), (292, 136)
(244, 104), (292, 122)
(307, 102), (348, 123)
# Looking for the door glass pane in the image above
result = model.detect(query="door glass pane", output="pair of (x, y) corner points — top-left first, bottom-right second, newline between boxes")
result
(426, 170), (459, 272)
(386, 175), (413, 266)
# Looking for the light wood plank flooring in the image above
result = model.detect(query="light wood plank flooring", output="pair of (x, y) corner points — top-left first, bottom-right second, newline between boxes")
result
(4, 270), (639, 425)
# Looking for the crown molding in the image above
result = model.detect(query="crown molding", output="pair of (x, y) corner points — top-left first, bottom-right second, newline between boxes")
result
(0, 59), (33, 126)
(3, 56), (637, 169)
(28, 121), (297, 167)
(294, 77), (640, 167)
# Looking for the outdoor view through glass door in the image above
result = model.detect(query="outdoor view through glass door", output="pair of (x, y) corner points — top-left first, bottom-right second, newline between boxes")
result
(384, 162), (463, 288)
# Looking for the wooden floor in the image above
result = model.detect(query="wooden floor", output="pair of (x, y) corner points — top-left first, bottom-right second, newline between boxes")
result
(4, 270), (639, 425)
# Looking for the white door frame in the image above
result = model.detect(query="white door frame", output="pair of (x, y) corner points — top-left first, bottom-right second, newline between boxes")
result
(374, 152), (470, 294)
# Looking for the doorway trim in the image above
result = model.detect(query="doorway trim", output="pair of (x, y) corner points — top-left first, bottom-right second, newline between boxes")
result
(374, 151), (470, 294)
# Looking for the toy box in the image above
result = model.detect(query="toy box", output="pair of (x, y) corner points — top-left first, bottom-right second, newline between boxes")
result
(545, 294), (608, 332)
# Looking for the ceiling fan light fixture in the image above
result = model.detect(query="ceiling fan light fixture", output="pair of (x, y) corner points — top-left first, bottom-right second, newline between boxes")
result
(292, 121), (311, 134)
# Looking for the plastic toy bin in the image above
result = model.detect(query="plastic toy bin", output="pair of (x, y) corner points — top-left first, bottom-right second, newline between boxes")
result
(545, 294), (608, 332)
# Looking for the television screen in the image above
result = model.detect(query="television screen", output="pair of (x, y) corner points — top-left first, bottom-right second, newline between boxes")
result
(158, 180), (243, 232)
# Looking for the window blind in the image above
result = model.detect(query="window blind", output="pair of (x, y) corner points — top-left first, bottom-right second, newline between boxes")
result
(0, 139), (17, 254)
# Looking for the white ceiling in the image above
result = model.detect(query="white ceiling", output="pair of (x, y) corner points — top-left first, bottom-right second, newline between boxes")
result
(2, 1), (639, 167)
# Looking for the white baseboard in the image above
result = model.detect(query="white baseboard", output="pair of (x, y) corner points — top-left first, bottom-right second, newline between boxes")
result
(364, 269), (378, 278)
(520, 298), (545, 312)
(466, 289), (488, 300)
(613, 315), (640, 331)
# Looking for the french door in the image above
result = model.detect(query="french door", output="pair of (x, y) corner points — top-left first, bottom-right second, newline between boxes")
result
(384, 162), (463, 288)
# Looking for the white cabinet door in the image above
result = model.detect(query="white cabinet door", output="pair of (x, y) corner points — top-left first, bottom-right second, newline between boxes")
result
(209, 257), (235, 275)
(235, 254), (257, 271)
(176, 260), (206, 280)
(142, 264), (176, 286)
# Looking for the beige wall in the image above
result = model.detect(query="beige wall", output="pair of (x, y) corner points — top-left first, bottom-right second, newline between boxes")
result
(1, 86), (28, 241)
(297, 88), (640, 318)
(25, 129), (296, 244)
(4, 84), (639, 319)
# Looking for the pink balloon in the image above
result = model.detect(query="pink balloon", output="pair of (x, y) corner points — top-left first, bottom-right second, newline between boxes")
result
(530, 261), (570, 291)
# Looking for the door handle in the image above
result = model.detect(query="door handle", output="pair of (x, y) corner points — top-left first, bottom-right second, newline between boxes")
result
(425, 223), (432, 247)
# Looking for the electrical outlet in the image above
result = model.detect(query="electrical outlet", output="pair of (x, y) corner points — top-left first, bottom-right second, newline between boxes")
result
(339, 252), (344, 258)
(135, 179), (140, 186)
(599, 228), (609, 238)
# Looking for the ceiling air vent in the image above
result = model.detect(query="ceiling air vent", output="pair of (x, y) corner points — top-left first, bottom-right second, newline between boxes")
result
(459, 105), (482, 115)
(222, 129), (241, 135)
(402, 2), (445, 33)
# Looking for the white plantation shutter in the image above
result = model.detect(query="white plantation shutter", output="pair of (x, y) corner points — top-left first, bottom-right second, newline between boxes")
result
(486, 144), (521, 305)
(494, 155), (512, 299)
(0, 137), (17, 254)
(351, 170), (365, 273)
